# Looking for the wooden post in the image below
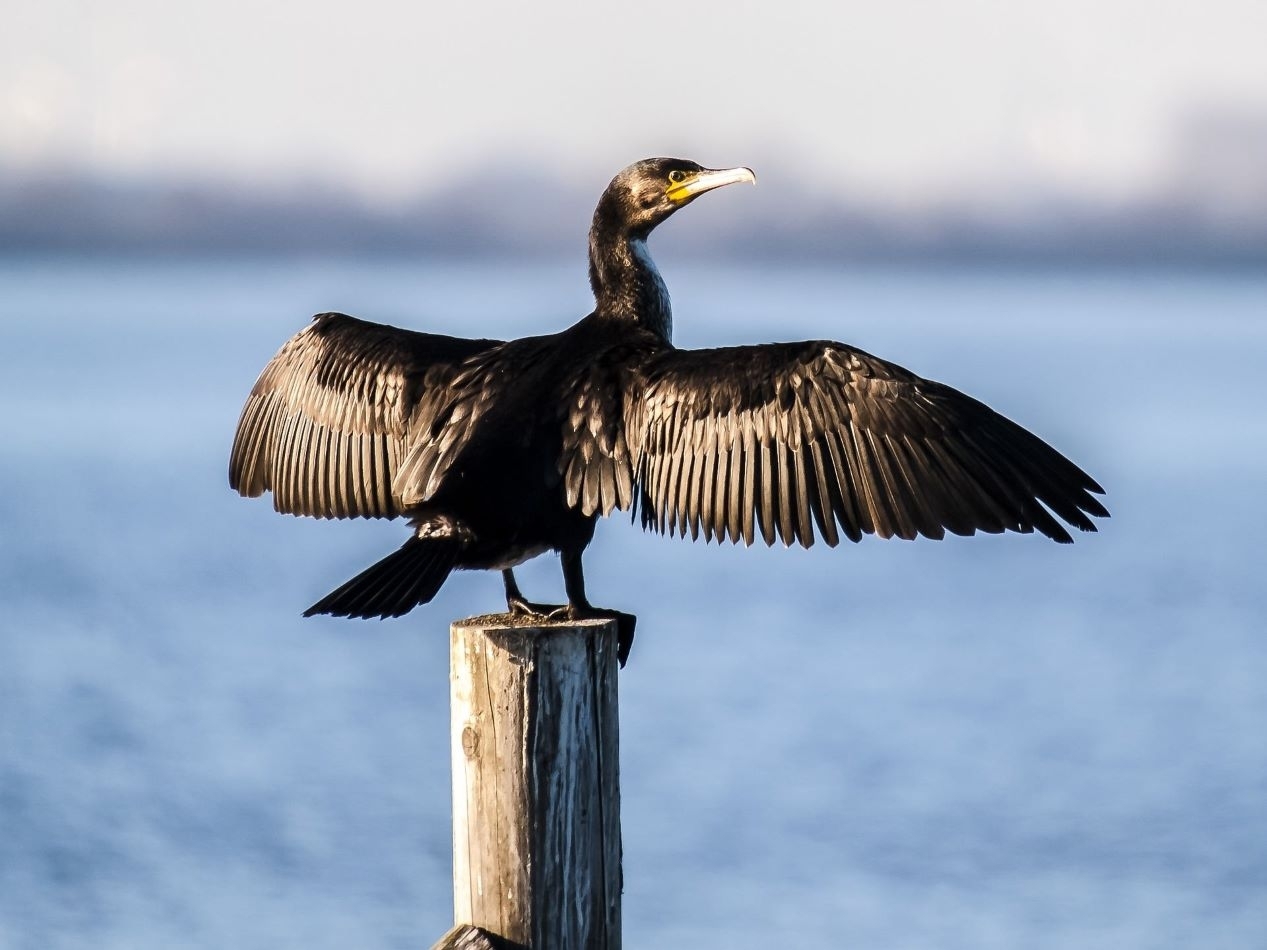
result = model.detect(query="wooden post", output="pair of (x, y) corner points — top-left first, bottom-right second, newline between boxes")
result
(441, 615), (622, 950)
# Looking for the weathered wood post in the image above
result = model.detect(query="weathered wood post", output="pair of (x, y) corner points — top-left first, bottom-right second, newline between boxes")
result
(431, 615), (622, 950)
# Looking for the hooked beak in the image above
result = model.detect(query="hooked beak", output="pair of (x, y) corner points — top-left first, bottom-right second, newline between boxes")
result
(666, 165), (757, 204)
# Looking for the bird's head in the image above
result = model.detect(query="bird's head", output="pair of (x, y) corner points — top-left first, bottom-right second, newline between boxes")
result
(595, 158), (756, 238)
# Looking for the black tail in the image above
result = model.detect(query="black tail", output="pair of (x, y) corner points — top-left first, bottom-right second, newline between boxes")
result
(304, 537), (458, 619)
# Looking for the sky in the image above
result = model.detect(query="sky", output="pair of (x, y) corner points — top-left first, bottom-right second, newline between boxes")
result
(4, 0), (1266, 201)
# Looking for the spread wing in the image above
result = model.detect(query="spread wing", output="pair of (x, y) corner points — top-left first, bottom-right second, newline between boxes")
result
(618, 341), (1107, 547)
(229, 312), (500, 519)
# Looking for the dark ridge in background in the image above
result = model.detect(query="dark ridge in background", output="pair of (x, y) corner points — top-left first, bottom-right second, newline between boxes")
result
(4, 108), (1266, 268)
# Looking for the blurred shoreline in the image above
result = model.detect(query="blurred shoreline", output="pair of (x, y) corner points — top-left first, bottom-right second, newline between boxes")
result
(4, 107), (1266, 271)
(2, 170), (1263, 271)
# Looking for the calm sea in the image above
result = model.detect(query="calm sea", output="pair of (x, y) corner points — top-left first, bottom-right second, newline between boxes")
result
(2, 256), (1265, 949)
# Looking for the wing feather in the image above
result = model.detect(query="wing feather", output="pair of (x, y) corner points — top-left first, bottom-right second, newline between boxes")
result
(886, 435), (945, 540)
(229, 312), (498, 519)
(756, 439), (775, 546)
(740, 424), (757, 545)
(808, 439), (840, 546)
(664, 433), (685, 537)
(621, 341), (1106, 547)
(841, 424), (884, 537)
(822, 431), (864, 541)
(791, 445), (814, 548)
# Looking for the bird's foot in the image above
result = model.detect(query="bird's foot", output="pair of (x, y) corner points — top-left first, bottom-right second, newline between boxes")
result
(506, 595), (566, 618)
(546, 604), (637, 669)
(506, 597), (636, 668)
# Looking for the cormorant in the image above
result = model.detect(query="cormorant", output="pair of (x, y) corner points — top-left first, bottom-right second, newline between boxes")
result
(229, 158), (1107, 664)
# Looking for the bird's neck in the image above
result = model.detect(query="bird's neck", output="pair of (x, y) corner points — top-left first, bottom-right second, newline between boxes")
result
(588, 224), (673, 342)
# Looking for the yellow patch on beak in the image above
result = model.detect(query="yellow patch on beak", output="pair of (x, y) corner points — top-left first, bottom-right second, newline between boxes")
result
(666, 166), (757, 204)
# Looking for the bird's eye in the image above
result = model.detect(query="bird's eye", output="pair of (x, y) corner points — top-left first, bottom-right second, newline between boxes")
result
(668, 170), (686, 184)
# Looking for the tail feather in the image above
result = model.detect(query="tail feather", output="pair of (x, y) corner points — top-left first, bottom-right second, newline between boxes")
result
(304, 537), (458, 619)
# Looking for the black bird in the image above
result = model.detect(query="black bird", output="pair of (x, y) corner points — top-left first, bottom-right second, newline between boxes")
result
(229, 158), (1107, 663)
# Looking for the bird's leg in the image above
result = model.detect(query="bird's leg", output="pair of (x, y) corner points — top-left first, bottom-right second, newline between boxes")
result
(559, 548), (592, 614)
(502, 569), (563, 617)
(551, 550), (637, 667)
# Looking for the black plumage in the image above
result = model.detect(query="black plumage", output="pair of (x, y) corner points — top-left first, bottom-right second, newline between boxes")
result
(229, 157), (1108, 662)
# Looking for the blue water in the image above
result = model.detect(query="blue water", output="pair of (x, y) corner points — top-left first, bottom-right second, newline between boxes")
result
(2, 256), (1265, 949)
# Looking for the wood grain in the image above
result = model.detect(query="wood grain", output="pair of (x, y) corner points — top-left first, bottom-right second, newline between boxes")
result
(449, 617), (622, 949)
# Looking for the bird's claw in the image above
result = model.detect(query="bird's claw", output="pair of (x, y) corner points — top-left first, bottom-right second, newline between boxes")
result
(506, 596), (566, 617)
(554, 605), (637, 669)
(505, 600), (636, 668)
